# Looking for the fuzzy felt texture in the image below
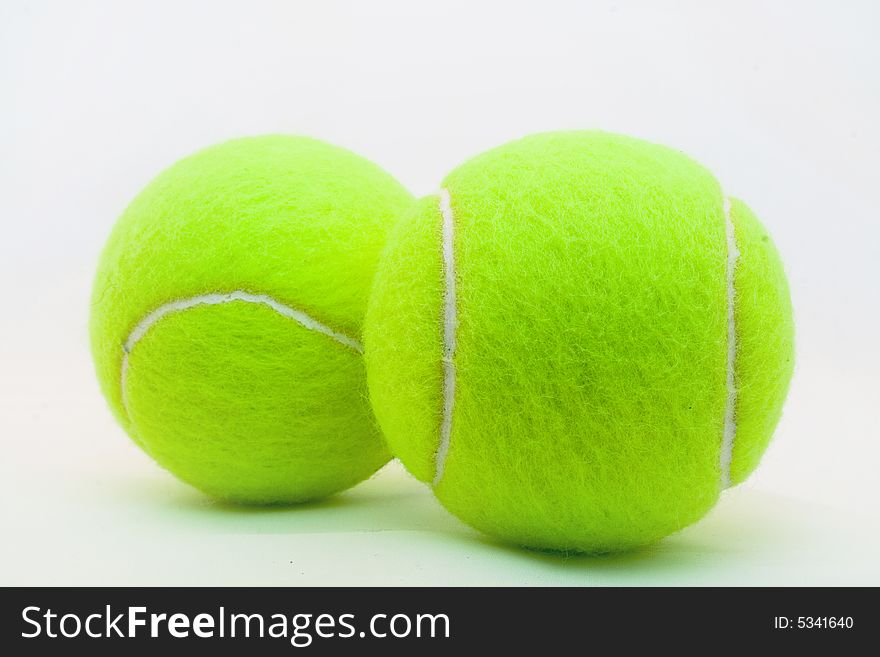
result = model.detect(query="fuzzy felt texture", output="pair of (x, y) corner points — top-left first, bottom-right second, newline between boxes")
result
(364, 131), (794, 552)
(728, 199), (795, 484)
(91, 135), (413, 503)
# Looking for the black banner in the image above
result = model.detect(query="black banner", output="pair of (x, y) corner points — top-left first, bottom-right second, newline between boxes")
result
(0, 587), (873, 653)
(0, 588), (878, 655)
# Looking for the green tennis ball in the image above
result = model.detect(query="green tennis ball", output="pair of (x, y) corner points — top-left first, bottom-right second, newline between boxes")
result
(365, 131), (794, 552)
(91, 135), (413, 503)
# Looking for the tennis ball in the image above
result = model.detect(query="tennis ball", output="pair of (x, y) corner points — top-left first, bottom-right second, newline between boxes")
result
(91, 135), (413, 503)
(365, 131), (794, 552)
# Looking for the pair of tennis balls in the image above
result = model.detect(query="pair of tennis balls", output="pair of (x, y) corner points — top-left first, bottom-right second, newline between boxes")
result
(91, 132), (794, 553)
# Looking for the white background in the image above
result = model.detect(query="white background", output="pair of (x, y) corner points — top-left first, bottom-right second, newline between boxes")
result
(1, 0), (878, 585)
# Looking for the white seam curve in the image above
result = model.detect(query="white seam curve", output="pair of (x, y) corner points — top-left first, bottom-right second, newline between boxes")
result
(119, 291), (363, 414)
(434, 188), (457, 487)
(720, 197), (739, 489)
